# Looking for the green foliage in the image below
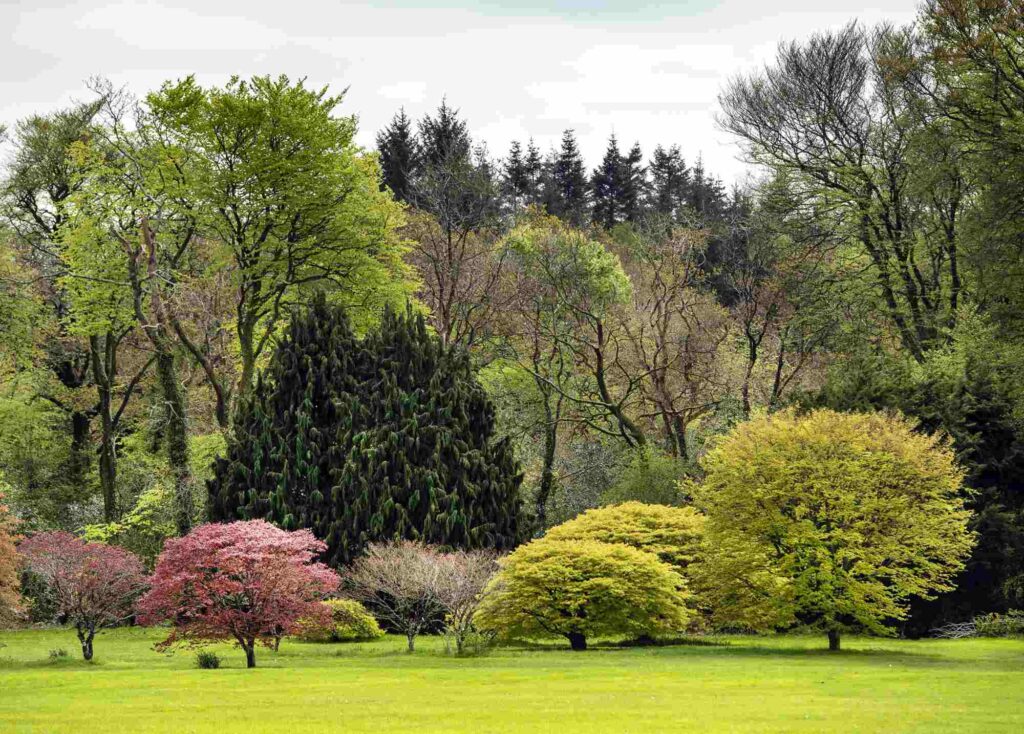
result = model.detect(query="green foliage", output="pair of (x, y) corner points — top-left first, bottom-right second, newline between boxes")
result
(811, 316), (1024, 631)
(600, 446), (690, 506)
(209, 295), (525, 565)
(81, 433), (224, 564)
(295, 599), (384, 643)
(693, 409), (974, 647)
(475, 538), (690, 649)
(194, 650), (221, 669)
(544, 501), (705, 575)
(972, 610), (1024, 638)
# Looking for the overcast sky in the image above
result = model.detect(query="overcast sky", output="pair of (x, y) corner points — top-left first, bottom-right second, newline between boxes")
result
(2, 0), (920, 184)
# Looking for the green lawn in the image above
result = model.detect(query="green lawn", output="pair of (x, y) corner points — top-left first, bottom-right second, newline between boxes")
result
(0, 628), (1021, 733)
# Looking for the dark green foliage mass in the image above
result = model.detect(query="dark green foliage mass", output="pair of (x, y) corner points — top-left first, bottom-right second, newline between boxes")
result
(209, 295), (526, 566)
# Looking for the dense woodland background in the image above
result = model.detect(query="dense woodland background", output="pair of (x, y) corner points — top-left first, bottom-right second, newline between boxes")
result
(1, 0), (1022, 633)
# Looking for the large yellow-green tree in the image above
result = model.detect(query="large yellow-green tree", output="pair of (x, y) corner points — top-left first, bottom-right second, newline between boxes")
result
(693, 409), (974, 650)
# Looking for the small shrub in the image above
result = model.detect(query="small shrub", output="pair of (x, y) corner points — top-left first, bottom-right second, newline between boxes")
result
(295, 599), (384, 642)
(48, 647), (69, 660)
(973, 610), (1024, 637)
(444, 627), (496, 656)
(195, 650), (221, 669)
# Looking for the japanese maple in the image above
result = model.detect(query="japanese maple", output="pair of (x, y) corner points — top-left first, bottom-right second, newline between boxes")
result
(19, 531), (146, 659)
(137, 520), (339, 667)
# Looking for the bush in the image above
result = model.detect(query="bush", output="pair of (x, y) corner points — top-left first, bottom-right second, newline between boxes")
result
(195, 650), (221, 669)
(295, 599), (384, 642)
(475, 538), (690, 651)
(544, 502), (704, 574)
(48, 648), (68, 660)
(973, 610), (1024, 637)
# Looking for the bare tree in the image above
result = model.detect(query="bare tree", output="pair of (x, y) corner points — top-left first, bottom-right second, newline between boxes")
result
(342, 542), (444, 653)
(433, 549), (499, 654)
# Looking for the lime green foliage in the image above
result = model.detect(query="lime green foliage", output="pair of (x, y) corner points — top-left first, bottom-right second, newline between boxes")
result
(693, 409), (974, 646)
(601, 446), (690, 505)
(0, 628), (1022, 733)
(295, 599), (384, 643)
(475, 538), (689, 649)
(81, 433), (224, 564)
(544, 501), (704, 574)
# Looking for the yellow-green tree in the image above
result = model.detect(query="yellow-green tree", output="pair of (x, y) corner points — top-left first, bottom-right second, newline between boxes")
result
(544, 501), (704, 575)
(693, 409), (974, 650)
(475, 538), (689, 650)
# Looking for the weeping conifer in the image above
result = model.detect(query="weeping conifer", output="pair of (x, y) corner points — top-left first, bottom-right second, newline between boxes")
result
(208, 295), (525, 565)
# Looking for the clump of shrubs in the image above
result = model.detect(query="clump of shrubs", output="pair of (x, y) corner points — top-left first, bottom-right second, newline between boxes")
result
(195, 651), (221, 669)
(973, 610), (1024, 637)
(48, 648), (69, 661)
(295, 599), (384, 643)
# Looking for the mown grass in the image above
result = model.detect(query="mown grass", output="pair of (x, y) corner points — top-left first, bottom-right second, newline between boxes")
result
(1, 627), (1021, 733)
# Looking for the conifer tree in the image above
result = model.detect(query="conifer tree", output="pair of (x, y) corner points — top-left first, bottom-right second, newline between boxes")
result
(418, 100), (471, 168)
(209, 295), (525, 566)
(547, 129), (589, 226)
(619, 142), (646, 223)
(648, 145), (689, 219)
(376, 108), (420, 202)
(591, 134), (623, 229)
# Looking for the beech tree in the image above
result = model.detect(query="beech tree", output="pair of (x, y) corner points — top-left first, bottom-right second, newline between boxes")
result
(693, 409), (974, 650)
(138, 520), (339, 668)
(19, 531), (146, 660)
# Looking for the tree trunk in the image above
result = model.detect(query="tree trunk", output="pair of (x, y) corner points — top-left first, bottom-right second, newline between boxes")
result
(77, 624), (95, 661)
(406, 631), (416, 653)
(567, 632), (587, 651)
(156, 349), (193, 536)
(68, 410), (92, 488)
(90, 334), (117, 521)
(244, 642), (256, 668)
(537, 420), (557, 530)
(827, 629), (841, 652)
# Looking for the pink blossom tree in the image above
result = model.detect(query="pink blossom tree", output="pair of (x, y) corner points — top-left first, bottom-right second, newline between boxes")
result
(137, 521), (339, 668)
(19, 531), (147, 660)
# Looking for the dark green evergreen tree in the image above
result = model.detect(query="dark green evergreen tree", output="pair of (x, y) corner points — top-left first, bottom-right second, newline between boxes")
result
(591, 134), (622, 229)
(619, 142), (646, 223)
(648, 144), (689, 219)
(418, 100), (471, 168)
(209, 295), (525, 566)
(376, 108), (420, 202)
(547, 129), (589, 226)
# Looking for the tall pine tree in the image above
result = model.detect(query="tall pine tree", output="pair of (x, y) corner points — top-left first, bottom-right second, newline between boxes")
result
(546, 129), (589, 226)
(376, 108), (420, 202)
(209, 295), (525, 566)
(591, 134), (622, 229)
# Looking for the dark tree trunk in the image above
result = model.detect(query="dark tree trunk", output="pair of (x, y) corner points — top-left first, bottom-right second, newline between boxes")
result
(77, 624), (95, 661)
(68, 410), (92, 487)
(156, 350), (193, 536)
(406, 631), (416, 653)
(828, 629), (841, 652)
(90, 334), (117, 521)
(567, 632), (587, 651)
(244, 643), (256, 668)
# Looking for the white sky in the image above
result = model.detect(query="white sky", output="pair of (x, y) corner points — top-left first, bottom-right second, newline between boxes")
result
(1, 0), (920, 184)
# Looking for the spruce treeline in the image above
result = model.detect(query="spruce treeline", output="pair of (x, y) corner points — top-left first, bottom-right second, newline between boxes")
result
(209, 295), (526, 566)
(377, 103), (731, 228)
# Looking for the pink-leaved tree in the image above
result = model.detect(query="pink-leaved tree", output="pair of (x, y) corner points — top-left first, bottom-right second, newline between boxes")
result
(19, 531), (147, 660)
(137, 520), (339, 668)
